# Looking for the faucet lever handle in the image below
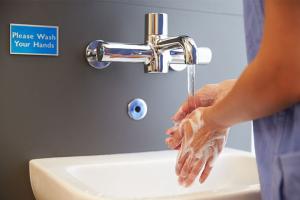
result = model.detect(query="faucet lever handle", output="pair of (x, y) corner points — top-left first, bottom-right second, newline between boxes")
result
(196, 47), (212, 64)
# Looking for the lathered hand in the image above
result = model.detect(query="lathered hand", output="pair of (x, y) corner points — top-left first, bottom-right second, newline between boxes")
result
(166, 80), (235, 150)
(172, 107), (229, 187)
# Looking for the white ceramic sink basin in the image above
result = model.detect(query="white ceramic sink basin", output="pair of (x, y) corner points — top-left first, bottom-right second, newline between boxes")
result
(30, 148), (260, 200)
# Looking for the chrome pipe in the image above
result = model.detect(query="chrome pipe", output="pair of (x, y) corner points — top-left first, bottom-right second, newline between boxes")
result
(145, 13), (168, 43)
(100, 43), (153, 63)
(145, 13), (168, 36)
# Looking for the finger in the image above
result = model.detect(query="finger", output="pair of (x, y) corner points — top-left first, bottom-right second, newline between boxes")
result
(183, 159), (205, 187)
(176, 151), (189, 176)
(200, 163), (213, 183)
(179, 153), (195, 179)
(199, 154), (214, 183)
(180, 118), (193, 142)
(216, 137), (225, 153)
(176, 120), (193, 175)
(165, 128), (182, 149)
(172, 96), (197, 122)
(172, 89), (217, 123)
(165, 126), (177, 135)
(166, 125), (182, 138)
(172, 106), (188, 123)
(165, 137), (181, 149)
(178, 175), (186, 186)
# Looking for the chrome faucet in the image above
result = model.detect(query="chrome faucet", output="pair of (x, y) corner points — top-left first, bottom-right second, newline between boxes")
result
(85, 13), (212, 73)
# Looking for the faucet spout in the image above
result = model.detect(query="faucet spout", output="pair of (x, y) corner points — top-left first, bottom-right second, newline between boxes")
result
(157, 36), (198, 65)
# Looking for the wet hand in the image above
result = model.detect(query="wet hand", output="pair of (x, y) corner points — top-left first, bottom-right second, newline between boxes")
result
(166, 80), (235, 150)
(173, 107), (229, 187)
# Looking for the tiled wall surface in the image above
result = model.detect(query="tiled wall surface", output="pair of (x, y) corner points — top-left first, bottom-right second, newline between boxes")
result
(0, 1), (250, 199)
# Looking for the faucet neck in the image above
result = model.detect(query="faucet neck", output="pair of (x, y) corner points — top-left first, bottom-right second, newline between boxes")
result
(157, 36), (198, 65)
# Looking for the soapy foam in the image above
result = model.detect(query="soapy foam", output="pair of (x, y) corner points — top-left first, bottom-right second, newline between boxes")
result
(176, 108), (228, 185)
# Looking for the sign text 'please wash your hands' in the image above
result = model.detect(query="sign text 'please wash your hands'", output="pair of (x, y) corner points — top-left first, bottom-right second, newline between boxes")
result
(10, 24), (59, 56)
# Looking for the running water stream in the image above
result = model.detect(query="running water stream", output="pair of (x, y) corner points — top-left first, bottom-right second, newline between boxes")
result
(187, 65), (196, 110)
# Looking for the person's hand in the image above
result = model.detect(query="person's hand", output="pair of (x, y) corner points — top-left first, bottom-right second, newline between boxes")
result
(174, 107), (229, 187)
(166, 79), (235, 150)
(173, 79), (236, 123)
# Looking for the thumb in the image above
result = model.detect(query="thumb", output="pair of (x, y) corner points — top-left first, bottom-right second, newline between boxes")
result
(172, 96), (197, 122)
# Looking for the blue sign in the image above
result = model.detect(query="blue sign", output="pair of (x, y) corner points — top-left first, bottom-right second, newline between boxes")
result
(10, 24), (59, 56)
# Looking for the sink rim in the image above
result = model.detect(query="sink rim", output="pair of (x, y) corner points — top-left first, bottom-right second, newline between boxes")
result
(29, 148), (260, 200)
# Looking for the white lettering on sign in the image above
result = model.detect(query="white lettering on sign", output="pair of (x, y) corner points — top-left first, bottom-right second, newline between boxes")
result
(14, 41), (31, 47)
(12, 32), (56, 48)
(36, 34), (56, 40)
(33, 42), (54, 48)
(12, 32), (34, 39)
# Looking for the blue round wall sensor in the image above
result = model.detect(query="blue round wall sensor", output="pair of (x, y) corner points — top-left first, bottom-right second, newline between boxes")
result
(128, 98), (147, 120)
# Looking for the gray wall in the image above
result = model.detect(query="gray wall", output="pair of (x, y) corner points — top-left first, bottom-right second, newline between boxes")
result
(0, 1), (250, 200)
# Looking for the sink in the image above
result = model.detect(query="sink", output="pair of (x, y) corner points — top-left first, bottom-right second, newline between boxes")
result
(29, 148), (260, 200)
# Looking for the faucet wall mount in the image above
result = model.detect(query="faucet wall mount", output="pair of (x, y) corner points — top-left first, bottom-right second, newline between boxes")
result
(85, 13), (212, 73)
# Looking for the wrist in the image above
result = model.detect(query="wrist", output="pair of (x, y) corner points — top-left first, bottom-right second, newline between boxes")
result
(203, 106), (229, 131)
(216, 79), (237, 102)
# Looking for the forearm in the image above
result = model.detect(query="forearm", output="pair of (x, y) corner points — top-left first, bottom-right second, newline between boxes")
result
(206, 58), (300, 128)
(205, 0), (300, 128)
